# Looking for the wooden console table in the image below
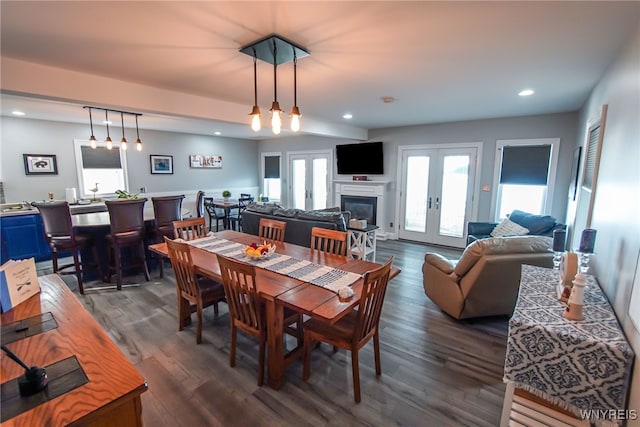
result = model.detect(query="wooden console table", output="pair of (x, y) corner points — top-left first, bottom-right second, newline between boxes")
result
(0, 274), (147, 426)
(501, 265), (634, 426)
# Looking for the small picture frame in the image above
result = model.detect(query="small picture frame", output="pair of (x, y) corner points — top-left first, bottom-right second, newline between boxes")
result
(23, 154), (58, 175)
(150, 154), (174, 174)
(189, 154), (222, 169)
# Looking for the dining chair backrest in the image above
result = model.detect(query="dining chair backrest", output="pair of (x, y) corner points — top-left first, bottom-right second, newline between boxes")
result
(105, 198), (147, 237)
(216, 255), (262, 333)
(164, 236), (199, 300)
(152, 195), (185, 237)
(258, 218), (286, 242)
(353, 257), (393, 344)
(310, 227), (348, 256)
(33, 201), (74, 241)
(195, 190), (206, 218)
(173, 217), (208, 240)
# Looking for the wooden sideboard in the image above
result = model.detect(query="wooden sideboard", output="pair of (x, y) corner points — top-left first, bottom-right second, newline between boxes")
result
(1, 274), (147, 426)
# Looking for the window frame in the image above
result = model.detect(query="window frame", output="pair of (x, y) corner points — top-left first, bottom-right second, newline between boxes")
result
(260, 152), (282, 202)
(73, 139), (129, 199)
(491, 138), (560, 221)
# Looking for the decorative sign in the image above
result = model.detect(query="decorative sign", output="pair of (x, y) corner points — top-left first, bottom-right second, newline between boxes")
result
(189, 155), (222, 169)
(0, 258), (40, 313)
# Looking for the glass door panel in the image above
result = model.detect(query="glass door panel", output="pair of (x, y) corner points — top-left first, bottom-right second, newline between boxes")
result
(291, 158), (306, 210)
(311, 158), (328, 210)
(438, 155), (470, 238)
(403, 155), (430, 232)
(288, 151), (332, 211)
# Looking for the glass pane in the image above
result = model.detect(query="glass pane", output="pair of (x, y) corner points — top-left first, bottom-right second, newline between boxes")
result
(498, 184), (546, 218)
(404, 156), (429, 232)
(439, 155), (470, 237)
(291, 159), (306, 210)
(81, 169), (125, 196)
(263, 178), (281, 201)
(312, 158), (327, 210)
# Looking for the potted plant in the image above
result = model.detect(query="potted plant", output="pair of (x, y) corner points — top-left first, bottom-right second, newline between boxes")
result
(222, 190), (231, 201)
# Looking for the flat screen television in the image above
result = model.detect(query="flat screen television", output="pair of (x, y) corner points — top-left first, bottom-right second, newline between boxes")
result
(336, 141), (384, 175)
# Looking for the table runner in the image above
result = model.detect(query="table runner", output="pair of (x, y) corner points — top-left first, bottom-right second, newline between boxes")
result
(186, 235), (361, 293)
(504, 265), (634, 423)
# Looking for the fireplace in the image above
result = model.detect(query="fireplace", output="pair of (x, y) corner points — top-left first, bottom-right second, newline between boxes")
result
(341, 195), (377, 226)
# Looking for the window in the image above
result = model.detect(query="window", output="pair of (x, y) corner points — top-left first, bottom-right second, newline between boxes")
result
(261, 153), (281, 202)
(74, 139), (129, 199)
(493, 139), (559, 220)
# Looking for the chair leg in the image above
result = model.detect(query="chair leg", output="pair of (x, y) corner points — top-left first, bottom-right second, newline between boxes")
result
(196, 301), (203, 344)
(139, 242), (150, 282)
(213, 302), (219, 316)
(51, 251), (59, 273)
(72, 250), (84, 294)
(374, 331), (382, 376)
(177, 294), (186, 331)
(114, 246), (122, 291)
(295, 315), (304, 348)
(351, 348), (361, 403)
(258, 330), (266, 386)
(158, 255), (164, 278)
(229, 324), (237, 367)
(106, 244), (113, 283)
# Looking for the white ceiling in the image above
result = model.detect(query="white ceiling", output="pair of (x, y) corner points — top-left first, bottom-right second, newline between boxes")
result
(1, 1), (639, 139)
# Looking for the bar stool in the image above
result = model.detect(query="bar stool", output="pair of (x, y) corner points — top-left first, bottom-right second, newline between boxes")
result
(33, 201), (102, 294)
(151, 195), (185, 278)
(105, 198), (150, 290)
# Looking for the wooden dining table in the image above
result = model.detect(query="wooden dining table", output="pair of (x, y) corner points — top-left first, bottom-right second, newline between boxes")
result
(148, 229), (400, 389)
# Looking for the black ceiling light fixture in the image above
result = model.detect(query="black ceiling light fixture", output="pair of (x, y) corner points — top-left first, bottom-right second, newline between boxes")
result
(83, 106), (143, 151)
(240, 34), (309, 135)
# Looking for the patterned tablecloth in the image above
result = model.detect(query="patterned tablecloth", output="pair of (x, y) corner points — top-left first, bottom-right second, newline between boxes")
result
(186, 235), (361, 293)
(504, 264), (634, 419)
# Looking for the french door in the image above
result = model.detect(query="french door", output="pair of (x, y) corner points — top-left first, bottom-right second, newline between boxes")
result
(288, 151), (331, 210)
(398, 146), (477, 247)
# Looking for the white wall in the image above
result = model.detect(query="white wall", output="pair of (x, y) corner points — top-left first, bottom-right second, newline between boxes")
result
(573, 26), (640, 422)
(258, 112), (578, 236)
(0, 117), (259, 207)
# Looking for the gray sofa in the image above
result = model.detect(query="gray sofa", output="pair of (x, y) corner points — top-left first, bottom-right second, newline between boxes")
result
(241, 202), (351, 247)
(467, 209), (565, 245)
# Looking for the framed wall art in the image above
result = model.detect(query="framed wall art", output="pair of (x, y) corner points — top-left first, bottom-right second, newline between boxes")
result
(23, 154), (58, 175)
(150, 154), (173, 174)
(189, 154), (222, 169)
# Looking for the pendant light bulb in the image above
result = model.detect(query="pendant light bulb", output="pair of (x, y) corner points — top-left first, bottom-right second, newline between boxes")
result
(290, 106), (301, 132)
(89, 136), (97, 149)
(249, 52), (262, 132)
(290, 52), (301, 132)
(250, 105), (262, 132)
(120, 113), (128, 150)
(106, 137), (113, 150)
(135, 115), (143, 151)
(105, 110), (112, 149)
(270, 102), (282, 135)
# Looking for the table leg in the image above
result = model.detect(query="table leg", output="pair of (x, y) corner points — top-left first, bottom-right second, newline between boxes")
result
(264, 298), (285, 389)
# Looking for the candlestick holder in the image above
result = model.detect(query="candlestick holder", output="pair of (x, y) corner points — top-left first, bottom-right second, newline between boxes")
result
(553, 251), (563, 271)
(577, 252), (592, 274)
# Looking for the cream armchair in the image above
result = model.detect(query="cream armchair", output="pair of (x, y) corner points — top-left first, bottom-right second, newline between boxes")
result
(422, 236), (553, 319)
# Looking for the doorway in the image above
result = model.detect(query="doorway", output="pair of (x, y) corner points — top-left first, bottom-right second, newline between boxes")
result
(287, 151), (332, 211)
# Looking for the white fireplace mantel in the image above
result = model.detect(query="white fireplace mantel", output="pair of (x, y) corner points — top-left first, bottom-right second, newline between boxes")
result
(334, 180), (390, 239)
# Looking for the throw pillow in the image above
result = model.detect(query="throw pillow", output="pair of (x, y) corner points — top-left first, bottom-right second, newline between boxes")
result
(508, 210), (557, 235)
(490, 218), (529, 237)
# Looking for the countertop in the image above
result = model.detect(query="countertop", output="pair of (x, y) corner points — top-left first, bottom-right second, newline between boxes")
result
(0, 201), (108, 218)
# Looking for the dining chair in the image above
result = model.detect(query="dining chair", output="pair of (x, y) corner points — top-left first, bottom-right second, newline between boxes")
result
(302, 256), (394, 402)
(216, 254), (303, 385)
(310, 227), (348, 256)
(195, 190), (206, 218)
(33, 201), (102, 294)
(173, 217), (208, 240)
(228, 195), (253, 231)
(151, 195), (185, 278)
(105, 198), (150, 290)
(203, 197), (225, 232)
(258, 218), (286, 242)
(165, 237), (226, 344)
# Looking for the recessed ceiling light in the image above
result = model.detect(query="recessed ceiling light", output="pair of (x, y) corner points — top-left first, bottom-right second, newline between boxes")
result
(342, 113), (353, 120)
(214, 131), (221, 136)
(381, 96), (395, 103)
(103, 120), (112, 125)
(12, 110), (25, 116)
(518, 89), (535, 97)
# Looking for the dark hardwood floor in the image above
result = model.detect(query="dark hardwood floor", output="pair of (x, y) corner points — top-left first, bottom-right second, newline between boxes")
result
(44, 239), (510, 426)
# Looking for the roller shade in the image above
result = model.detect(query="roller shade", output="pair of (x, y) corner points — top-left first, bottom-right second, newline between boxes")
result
(500, 145), (551, 185)
(81, 146), (122, 169)
(264, 155), (280, 179)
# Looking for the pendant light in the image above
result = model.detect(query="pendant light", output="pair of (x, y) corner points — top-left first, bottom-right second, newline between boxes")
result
(289, 50), (301, 132)
(104, 110), (113, 150)
(269, 40), (283, 135)
(249, 49), (262, 132)
(88, 107), (97, 148)
(135, 115), (143, 151)
(120, 113), (128, 151)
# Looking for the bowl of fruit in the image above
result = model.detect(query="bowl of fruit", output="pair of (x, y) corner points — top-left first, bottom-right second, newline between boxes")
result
(243, 242), (276, 260)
